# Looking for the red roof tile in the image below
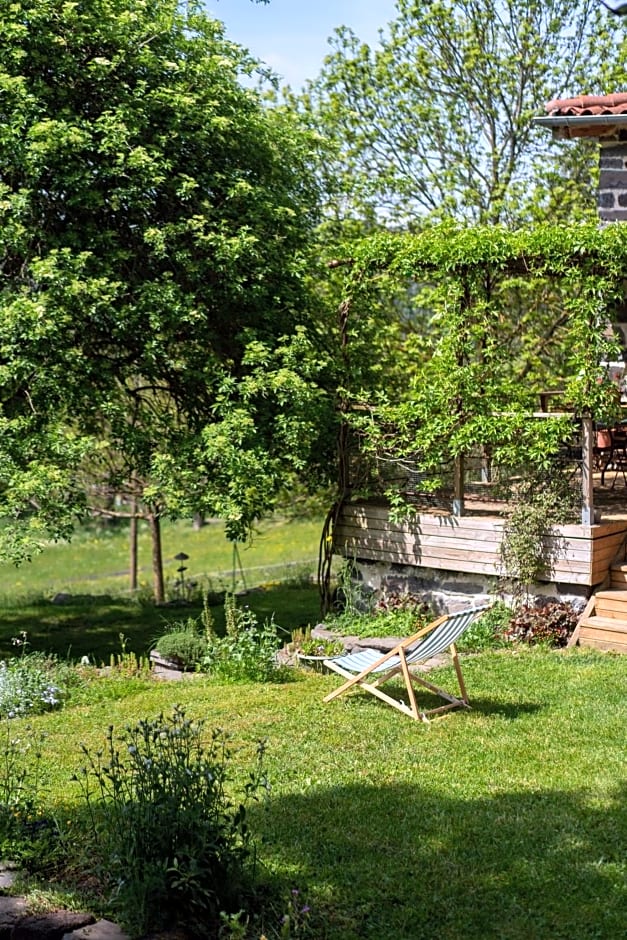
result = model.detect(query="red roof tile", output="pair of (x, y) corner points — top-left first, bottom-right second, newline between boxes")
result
(545, 92), (627, 116)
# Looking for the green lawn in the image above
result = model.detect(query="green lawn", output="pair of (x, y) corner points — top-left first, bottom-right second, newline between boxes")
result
(0, 516), (325, 660)
(2, 518), (625, 937)
(0, 515), (322, 598)
(24, 646), (627, 939)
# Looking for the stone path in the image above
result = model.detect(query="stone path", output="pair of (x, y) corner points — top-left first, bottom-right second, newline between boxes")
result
(0, 866), (129, 939)
(0, 897), (128, 939)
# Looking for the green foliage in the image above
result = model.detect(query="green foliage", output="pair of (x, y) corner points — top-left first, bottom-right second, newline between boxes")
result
(75, 706), (268, 937)
(327, 588), (435, 639)
(0, 718), (61, 872)
(0, 0), (331, 562)
(153, 618), (208, 671)
(107, 634), (152, 678)
(294, 633), (345, 658)
(505, 601), (578, 647)
(340, 224), (626, 511)
(500, 475), (578, 590)
(302, 0), (614, 226)
(456, 602), (513, 651)
(0, 639), (66, 718)
(0, 650), (622, 936)
(203, 595), (285, 682)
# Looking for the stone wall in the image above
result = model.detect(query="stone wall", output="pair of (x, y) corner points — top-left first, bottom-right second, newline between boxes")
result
(350, 558), (590, 614)
(598, 141), (627, 223)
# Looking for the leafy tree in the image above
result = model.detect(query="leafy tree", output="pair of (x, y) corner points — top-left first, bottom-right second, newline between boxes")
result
(0, 0), (332, 594)
(302, 0), (619, 226)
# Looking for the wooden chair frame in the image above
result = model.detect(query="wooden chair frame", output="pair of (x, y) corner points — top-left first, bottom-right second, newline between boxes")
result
(323, 607), (489, 721)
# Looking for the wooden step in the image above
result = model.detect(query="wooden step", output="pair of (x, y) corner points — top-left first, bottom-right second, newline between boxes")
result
(594, 589), (627, 618)
(578, 615), (627, 653)
(609, 564), (627, 588)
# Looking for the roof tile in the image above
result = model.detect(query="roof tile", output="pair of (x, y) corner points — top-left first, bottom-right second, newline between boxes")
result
(545, 92), (627, 116)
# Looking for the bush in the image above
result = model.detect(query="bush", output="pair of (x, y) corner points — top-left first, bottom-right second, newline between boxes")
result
(153, 618), (208, 670)
(504, 602), (577, 648)
(75, 706), (268, 937)
(0, 651), (65, 718)
(456, 602), (512, 652)
(203, 594), (284, 682)
(327, 589), (435, 639)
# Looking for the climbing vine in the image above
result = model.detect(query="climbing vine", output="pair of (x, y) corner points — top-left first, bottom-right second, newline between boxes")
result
(338, 222), (627, 503)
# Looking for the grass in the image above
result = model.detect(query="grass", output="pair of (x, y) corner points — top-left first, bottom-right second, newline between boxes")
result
(0, 515), (322, 597)
(1, 518), (624, 937)
(14, 646), (627, 939)
(0, 516), (325, 661)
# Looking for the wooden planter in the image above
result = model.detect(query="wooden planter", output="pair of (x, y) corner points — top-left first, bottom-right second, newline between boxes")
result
(150, 650), (190, 680)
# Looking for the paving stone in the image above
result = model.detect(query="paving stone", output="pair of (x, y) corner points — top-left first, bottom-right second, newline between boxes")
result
(0, 895), (28, 936)
(63, 918), (130, 939)
(12, 910), (94, 939)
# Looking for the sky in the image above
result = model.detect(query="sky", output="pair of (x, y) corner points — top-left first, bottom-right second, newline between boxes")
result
(207, 1), (398, 90)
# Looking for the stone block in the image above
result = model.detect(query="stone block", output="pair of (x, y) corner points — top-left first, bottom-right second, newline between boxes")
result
(598, 169), (627, 189)
(600, 208), (627, 222)
(598, 191), (616, 208)
(63, 919), (130, 939)
(12, 911), (94, 939)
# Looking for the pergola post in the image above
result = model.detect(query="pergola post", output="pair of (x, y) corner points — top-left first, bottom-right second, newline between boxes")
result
(581, 415), (595, 525)
(453, 455), (464, 517)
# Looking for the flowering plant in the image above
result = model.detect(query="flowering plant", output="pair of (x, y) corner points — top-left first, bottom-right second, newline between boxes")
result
(0, 650), (64, 718)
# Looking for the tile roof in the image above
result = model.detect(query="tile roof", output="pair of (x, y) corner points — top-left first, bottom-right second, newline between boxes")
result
(545, 93), (627, 116)
(539, 93), (627, 138)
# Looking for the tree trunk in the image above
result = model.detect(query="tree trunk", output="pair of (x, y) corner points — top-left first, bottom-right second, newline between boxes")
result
(129, 498), (138, 591)
(148, 511), (165, 604)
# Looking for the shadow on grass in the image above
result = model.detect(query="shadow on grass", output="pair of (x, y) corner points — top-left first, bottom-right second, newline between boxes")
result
(0, 584), (322, 661)
(253, 780), (626, 940)
(466, 697), (544, 719)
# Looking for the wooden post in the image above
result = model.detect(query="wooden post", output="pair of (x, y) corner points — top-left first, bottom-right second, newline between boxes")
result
(581, 416), (594, 525)
(453, 455), (464, 517)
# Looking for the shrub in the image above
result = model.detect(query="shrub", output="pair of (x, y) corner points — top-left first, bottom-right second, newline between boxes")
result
(75, 706), (268, 937)
(504, 601), (577, 648)
(456, 602), (513, 651)
(203, 595), (284, 682)
(0, 651), (65, 718)
(327, 589), (435, 639)
(153, 618), (208, 670)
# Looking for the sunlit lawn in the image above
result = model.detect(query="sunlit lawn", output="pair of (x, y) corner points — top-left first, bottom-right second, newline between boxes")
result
(1, 517), (625, 937)
(0, 516), (324, 660)
(0, 515), (322, 598)
(26, 646), (627, 939)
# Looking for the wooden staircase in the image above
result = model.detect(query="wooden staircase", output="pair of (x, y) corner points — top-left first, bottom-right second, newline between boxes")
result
(571, 562), (627, 653)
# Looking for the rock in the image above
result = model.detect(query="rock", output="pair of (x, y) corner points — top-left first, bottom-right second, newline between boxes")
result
(0, 895), (28, 935)
(63, 918), (131, 939)
(12, 910), (94, 938)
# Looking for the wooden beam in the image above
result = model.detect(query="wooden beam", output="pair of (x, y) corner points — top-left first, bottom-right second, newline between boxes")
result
(453, 455), (464, 517)
(581, 416), (594, 525)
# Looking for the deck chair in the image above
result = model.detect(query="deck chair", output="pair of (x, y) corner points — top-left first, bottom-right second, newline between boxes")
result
(323, 604), (490, 721)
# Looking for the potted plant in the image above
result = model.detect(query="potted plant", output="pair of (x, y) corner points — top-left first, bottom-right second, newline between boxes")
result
(151, 618), (207, 676)
(289, 628), (345, 669)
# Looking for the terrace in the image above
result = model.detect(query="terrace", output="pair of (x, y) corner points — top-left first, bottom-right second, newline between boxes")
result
(324, 221), (627, 655)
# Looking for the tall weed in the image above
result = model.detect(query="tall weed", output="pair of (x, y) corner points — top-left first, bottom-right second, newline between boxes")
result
(203, 595), (284, 682)
(75, 705), (268, 937)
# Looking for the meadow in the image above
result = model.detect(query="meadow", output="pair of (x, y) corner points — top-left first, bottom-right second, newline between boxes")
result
(0, 518), (624, 938)
(7, 649), (626, 940)
(0, 516), (323, 660)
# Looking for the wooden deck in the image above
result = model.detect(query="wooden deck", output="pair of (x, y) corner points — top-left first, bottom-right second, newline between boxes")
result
(333, 501), (627, 587)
